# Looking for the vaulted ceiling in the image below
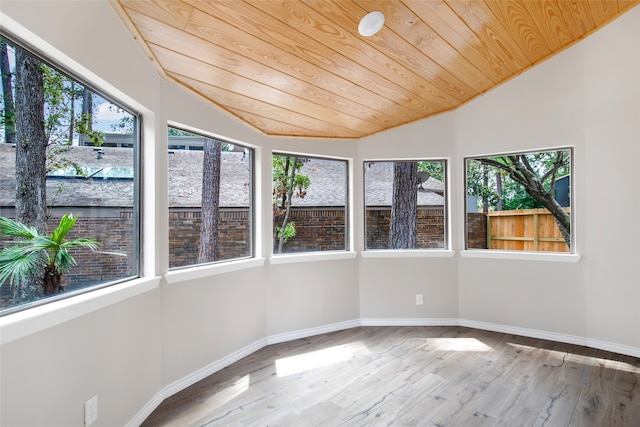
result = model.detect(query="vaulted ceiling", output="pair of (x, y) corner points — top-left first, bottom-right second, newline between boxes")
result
(113, 0), (638, 139)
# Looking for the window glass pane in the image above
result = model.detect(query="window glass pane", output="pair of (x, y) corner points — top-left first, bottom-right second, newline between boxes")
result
(0, 36), (139, 314)
(364, 160), (447, 250)
(272, 154), (348, 254)
(168, 127), (253, 269)
(465, 148), (572, 253)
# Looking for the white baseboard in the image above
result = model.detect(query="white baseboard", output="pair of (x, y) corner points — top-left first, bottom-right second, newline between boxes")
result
(126, 337), (267, 427)
(128, 317), (640, 426)
(267, 319), (361, 345)
(457, 319), (640, 358)
(586, 338), (640, 358)
(127, 319), (359, 426)
(458, 319), (588, 347)
(360, 318), (459, 327)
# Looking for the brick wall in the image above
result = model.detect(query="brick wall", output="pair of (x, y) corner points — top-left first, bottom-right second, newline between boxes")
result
(0, 212), (135, 303)
(2, 208), (487, 303)
(275, 208), (347, 253)
(60, 212), (136, 288)
(170, 209), (251, 268)
(466, 212), (487, 249)
(366, 208), (446, 249)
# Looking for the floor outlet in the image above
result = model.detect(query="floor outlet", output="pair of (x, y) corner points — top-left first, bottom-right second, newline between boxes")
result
(85, 394), (98, 426)
(416, 294), (423, 305)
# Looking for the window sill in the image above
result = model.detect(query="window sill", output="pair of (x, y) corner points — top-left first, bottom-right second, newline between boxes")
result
(361, 249), (455, 258)
(269, 251), (357, 265)
(460, 250), (581, 263)
(166, 257), (266, 284)
(0, 276), (160, 345)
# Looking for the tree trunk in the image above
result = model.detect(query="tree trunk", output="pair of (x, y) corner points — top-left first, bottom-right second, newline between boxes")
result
(80, 87), (92, 144)
(14, 47), (48, 301)
(390, 161), (418, 249)
(68, 81), (75, 144)
(198, 138), (222, 263)
(278, 156), (297, 253)
(82, 88), (92, 125)
(1, 41), (16, 144)
(42, 265), (64, 295)
(495, 171), (503, 211)
(15, 49), (47, 230)
(482, 163), (489, 213)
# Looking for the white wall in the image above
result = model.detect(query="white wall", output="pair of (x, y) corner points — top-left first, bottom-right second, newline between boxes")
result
(358, 114), (460, 322)
(0, 1), (638, 426)
(456, 6), (640, 351)
(0, 2), (362, 426)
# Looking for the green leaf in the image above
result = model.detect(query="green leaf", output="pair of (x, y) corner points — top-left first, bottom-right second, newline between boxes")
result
(0, 246), (45, 288)
(0, 216), (39, 239)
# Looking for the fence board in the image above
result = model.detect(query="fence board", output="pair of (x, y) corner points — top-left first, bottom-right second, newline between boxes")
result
(486, 208), (570, 252)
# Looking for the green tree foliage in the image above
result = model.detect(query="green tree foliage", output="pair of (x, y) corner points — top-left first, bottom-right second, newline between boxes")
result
(0, 213), (99, 296)
(272, 155), (310, 253)
(417, 160), (444, 181)
(467, 150), (571, 246)
(2, 38), (107, 302)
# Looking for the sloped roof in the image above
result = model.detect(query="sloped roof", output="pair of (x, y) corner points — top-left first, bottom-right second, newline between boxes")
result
(0, 144), (134, 208)
(1, 145), (444, 208)
(364, 162), (445, 207)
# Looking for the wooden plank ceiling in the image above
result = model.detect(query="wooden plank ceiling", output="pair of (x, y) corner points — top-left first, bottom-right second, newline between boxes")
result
(113, 0), (638, 139)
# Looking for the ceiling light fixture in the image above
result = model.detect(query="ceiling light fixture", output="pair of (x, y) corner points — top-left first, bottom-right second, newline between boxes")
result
(358, 11), (385, 37)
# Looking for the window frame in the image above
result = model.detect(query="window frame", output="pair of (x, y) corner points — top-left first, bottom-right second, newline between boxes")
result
(362, 158), (451, 255)
(271, 151), (351, 257)
(166, 125), (256, 271)
(462, 147), (578, 259)
(0, 31), (143, 316)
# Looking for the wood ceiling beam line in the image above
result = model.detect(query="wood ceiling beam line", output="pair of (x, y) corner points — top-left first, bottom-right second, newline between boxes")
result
(403, 0), (515, 83)
(167, 71), (378, 139)
(307, 0), (478, 102)
(256, 0), (461, 110)
(182, 8), (420, 123)
(187, 0), (439, 115)
(355, 0), (494, 93)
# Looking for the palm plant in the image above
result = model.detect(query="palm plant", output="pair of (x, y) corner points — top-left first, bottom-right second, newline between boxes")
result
(0, 213), (99, 296)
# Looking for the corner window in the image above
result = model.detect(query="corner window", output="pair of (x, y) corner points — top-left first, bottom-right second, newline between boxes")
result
(0, 35), (140, 314)
(364, 160), (447, 250)
(272, 153), (348, 254)
(168, 127), (253, 269)
(465, 148), (572, 253)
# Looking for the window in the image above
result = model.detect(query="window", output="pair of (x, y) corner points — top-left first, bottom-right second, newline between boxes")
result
(465, 148), (572, 253)
(364, 160), (447, 250)
(0, 35), (140, 314)
(168, 127), (253, 269)
(272, 153), (348, 254)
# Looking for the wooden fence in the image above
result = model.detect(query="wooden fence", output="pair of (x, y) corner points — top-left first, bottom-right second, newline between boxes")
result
(486, 208), (570, 252)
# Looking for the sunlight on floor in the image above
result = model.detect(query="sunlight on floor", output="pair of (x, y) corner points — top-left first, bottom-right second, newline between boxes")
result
(426, 337), (493, 352)
(210, 374), (251, 407)
(276, 342), (369, 377)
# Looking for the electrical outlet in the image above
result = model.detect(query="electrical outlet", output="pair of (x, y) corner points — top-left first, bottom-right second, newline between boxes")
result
(416, 294), (424, 305)
(85, 394), (98, 426)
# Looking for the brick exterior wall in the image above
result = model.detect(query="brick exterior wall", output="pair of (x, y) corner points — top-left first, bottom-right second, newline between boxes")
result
(1, 209), (489, 305)
(466, 212), (488, 249)
(275, 208), (347, 253)
(0, 212), (136, 304)
(170, 209), (251, 268)
(366, 208), (446, 249)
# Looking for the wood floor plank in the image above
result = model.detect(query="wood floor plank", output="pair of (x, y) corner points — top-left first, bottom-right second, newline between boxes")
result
(533, 381), (582, 427)
(141, 326), (640, 427)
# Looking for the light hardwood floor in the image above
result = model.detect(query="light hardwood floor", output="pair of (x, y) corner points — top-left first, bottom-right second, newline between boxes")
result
(141, 326), (640, 426)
